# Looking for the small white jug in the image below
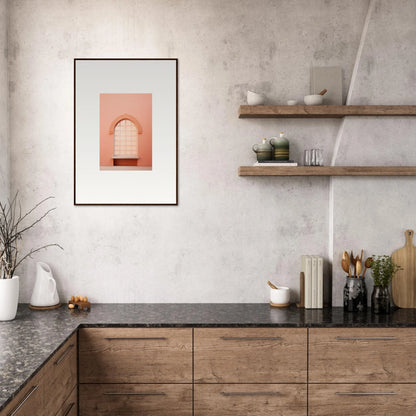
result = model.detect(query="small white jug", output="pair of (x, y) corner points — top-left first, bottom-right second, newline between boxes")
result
(30, 262), (60, 307)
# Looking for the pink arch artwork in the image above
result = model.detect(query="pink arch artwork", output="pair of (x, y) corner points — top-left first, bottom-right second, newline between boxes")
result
(99, 93), (152, 170)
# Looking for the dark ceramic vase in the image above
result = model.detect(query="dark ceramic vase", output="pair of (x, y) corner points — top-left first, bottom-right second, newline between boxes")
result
(343, 276), (367, 312)
(371, 286), (391, 314)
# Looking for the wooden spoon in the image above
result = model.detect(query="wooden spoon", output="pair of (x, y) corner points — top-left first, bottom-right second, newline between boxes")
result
(362, 257), (373, 278)
(267, 281), (278, 290)
(356, 259), (363, 277)
(342, 251), (351, 277)
(319, 89), (327, 96)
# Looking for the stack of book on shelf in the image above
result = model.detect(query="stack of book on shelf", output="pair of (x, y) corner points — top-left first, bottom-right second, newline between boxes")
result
(253, 160), (298, 166)
(301, 255), (323, 309)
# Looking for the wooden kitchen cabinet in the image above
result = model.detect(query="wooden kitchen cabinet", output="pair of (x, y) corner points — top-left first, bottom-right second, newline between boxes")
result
(55, 387), (77, 416)
(79, 383), (192, 416)
(194, 328), (307, 383)
(79, 328), (192, 383)
(43, 333), (77, 416)
(0, 333), (77, 416)
(309, 328), (416, 383)
(194, 384), (307, 416)
(0, 372), (44, 416)
(309, 384), (416, 415)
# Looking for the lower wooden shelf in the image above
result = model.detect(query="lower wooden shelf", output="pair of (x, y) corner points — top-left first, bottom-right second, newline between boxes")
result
(238, 166), (416, 176)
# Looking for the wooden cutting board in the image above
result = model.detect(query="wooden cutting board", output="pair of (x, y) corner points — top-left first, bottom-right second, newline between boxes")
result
(392, 230), (416, 308)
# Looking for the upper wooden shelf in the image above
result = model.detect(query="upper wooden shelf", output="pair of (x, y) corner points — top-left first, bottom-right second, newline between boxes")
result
(238, 166), (416, 176)
(238, 105), (416, 118)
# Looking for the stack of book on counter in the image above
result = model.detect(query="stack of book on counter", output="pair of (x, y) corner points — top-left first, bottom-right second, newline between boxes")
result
(253, 160), (298, 166)
(301, 255), (323, 309)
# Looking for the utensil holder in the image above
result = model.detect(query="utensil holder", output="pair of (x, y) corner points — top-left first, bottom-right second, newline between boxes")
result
(343, 276), (367, 312)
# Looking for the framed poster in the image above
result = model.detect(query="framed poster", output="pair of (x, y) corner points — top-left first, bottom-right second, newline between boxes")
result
(74, 58), (178, 205)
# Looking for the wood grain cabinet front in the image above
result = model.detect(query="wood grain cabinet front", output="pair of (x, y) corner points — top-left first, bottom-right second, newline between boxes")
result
(79, 328), (192, 383)
(43, 333), (77, 416)
(309, 328), (416, 383)
(194, 328), (307, 383)
(55, 387), (77, 416)
(0, 372), (43, 416)
(194, 384), (307, 416)
(309, 384), (416, 415)
(79, 384), (192, 416)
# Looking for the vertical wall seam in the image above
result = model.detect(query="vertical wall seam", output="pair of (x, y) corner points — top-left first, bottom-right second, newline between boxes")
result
(328, 0), (375, 304)
(6, 0), (10, 196)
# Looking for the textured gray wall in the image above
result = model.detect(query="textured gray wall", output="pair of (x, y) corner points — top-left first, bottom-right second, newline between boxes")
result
(0, 0), (8, 200)
(5, 0), (415, 305)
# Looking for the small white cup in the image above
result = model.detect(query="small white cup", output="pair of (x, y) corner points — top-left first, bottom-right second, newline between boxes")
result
(287, 100), (297, 106)
(270, 286), (290, 305)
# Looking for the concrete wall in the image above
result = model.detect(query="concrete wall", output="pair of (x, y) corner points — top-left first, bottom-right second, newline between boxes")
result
(5, 0), (415, 305)
(0, 0), (8, 201)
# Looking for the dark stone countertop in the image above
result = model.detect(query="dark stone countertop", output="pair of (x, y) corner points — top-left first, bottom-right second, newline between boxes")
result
(2, 303), (416, 411)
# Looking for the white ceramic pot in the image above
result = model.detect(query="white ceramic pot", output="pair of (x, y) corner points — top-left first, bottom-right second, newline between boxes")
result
(0, 276), (19, 321)
(270, 286), (290, 305)
(304, 94), (323, 105)
(247, 90), (265, 105)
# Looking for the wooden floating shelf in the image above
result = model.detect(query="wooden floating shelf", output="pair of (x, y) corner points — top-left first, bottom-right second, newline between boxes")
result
(238, 105), (416, 118)
(238, 166), (416, 176)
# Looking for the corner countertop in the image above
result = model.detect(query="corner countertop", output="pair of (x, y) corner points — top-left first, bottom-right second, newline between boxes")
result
(2, 303), (416, 411)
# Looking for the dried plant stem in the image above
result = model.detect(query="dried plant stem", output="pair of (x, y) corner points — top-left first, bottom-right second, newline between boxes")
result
(0, 193), (63, 279)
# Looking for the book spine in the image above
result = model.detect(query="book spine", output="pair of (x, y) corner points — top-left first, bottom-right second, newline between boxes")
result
(301, 255), (312, 309)
(311, 256), (318, 309)
(317, 256), (323, 308)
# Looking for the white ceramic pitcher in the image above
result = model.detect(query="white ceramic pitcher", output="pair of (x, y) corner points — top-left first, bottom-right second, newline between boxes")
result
(30, 262), (59, 307)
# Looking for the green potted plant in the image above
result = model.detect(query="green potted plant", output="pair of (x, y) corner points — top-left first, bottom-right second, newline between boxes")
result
(370, 255), (402, 314)
(0, 193), (62, 321)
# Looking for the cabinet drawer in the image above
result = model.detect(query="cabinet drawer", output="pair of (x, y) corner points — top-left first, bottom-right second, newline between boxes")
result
(55, 386), (77, 416)
(79, 328), (192, 383)
(43, 333), (77, 416)
(309, 328), (416, 382)
(194, 328), (307, 383)
(309, 384), (416, 415)
(0, 372), (43, 416)
(79, 384), (192, 416)
(194, 384), (307, 416)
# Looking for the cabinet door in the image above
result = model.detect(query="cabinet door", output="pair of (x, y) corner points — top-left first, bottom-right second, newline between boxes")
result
(309, 328), (416, 382)
(55, 386), (77, 416)
(79, 384), (192, 416)
(0, 372), (43, 416)
(194, 384), (307, 416)
(79, 328), (192, 383)
(309, 384), (416, 415)
(194, 328), (307, 383)
(43, 333), (77, 416)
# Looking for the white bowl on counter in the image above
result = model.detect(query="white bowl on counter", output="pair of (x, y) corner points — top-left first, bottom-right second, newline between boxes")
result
(270, 286), (290, 306)
(304, 94), (323, 105)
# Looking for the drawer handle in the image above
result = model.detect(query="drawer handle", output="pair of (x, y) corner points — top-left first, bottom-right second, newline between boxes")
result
(104, 337), (167, 341)
(221, 392), (281, 396)
(220, 337), (282, 341)
(63, 402), (75, 416)
(335, 392), (396, 396)
(104, 392), (166, 396)
(55, 344), (75, 365)
(335, 336), (397, 341)
(8, 385), (39, 416)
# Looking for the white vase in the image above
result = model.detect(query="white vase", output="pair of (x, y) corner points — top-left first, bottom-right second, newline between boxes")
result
(0, 276), (19, 321)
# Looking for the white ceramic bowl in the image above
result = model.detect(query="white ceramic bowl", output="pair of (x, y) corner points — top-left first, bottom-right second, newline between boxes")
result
(270, 286), (290, 305)
(287, 100), (297, 106)
(247, 90), (265, 105)
(304, 94), (323, 105)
